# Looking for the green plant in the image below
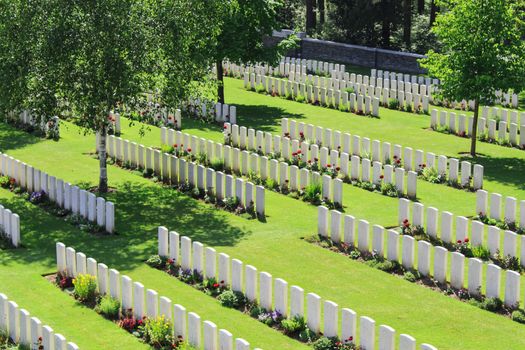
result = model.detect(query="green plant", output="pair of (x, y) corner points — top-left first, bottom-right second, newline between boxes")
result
(388, 98), (400, 110)
(0, 176), (10, 189)
(255, 83), (266, 94)
(146, 254), (165, 269)
(344, 87), (355, 95)
(210, 158), (225, 171)
(140, 315), (173, 348)
(281, 315), (307, 335)
(403, 271), (418, 283)
(471, 245), (490, 260)
(72, 274), (97, 302)
(217, 289), (245, 308)
(295, 94), (306, 103)
(480, 297), (503, 312)
(223, 196), (240, 211)
(380, 182), (399, 197)
(264, 178), (278, 191)
(161, 144), (174, 154)
(97, 295), (121, 319)
(512, 310), (525, 324)
(421, 167), (446, 184)
(313, 337), (333, 350)
(298, 328), (318, 343)
(302, 182), (321, 203)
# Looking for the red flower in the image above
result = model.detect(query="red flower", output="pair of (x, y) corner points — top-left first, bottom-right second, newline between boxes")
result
(173, 144), (177, 148)
(223, 125), (227, 129)
(314, 158), (319, 162)
(167, 258), (174, 264)
(464, 238), (469, 243)
(393, 155), (398, 159)
(327, 164), (331, 168)
(212, 283), (219, 288)
(336, 167), (340, 171)
(457, 240), (462, 244)
(299, 131), (304, 136)
(38, 337), (42, 342)
(403, 219), (408, 223)
(396, 159), (401, 164)
(297, 150), (301, 154)
(220, 280), (224, 284)
(380, 175), (384, 179)
(292, 152), (297, 156)
(187, 148), (192, 152)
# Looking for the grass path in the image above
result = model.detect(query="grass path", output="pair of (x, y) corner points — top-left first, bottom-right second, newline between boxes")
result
(0, 78), (525, 349)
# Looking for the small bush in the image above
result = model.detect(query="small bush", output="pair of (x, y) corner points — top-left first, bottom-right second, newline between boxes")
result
(421, 167), (446, 184)
(512, 310), (525, 324)
(303, 182), (322, 203)
(298, 328), (318, 342)
(313, 337), (333, 350)
(255, 84), (266, 94)
(249, 304), (264, 318)
(403, 271), (418, 283)
(380, 182), (399, 197)
(140, 315), (173, 348)
(344, 87), (355, 95)
(481, 297), (503, 312)
(281, 316), (307, 335)
(146, 254), (165, 269)
(223, 196), (240, 211)
(210, 158), (225, 171)
(217, 290), (245, 309)
(349, 250), (361, 260)
(97, 295), (121, 319)
(388, 98), (400, 110)
(161, 144), (174, 154)
(295, 94), (306, 103)
(73, 274), (97, 302)
(471, 245), (490, 260)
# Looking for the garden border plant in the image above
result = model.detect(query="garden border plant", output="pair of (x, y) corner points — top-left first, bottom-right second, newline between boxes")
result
(0, 175), (107, 236)
(145, 254), (362, 350)
(304, 233), (525, 325)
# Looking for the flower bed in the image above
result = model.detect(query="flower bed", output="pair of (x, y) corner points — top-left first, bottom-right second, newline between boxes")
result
(157, 145), (342, 210)
(305, 234), (525, 325)
(51, 271), (193, 350)
(102, 154), (259, 220)
(146, 254), (361, 350)
(0, 175), (108, 236)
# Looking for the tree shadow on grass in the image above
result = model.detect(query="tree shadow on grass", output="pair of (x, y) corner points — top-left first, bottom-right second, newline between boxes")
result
(234, 103), (306, 133)
(0, 122), (45, 152)
(458, 154), (525, 191)
(0, 180), (250, 272)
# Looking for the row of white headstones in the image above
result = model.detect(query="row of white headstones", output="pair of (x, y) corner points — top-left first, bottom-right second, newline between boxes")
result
(229, 61), (431, 115)
(15, 110), (60, 136)
(319, 205), (523, 309)
(281, 118), (484, 191)
(157, 226), (438, 350)
(399, 197), (525, 266)
(160, 126), (345, 205)
(476, 190), (525, 233)
(0, 152), (115, 234)
(56, 243), (256, 350)
(0, 204), (20, 247)
(182, 99), (237, 124)
(224, 122), (408, 199)
(229, 60), (435, 98)
(106, 135), (266, 215)
(371, 68), (519, 109)
(0, 293), (79, 350)
(243, 71), (382, 117)
(431, 109), (525, 148)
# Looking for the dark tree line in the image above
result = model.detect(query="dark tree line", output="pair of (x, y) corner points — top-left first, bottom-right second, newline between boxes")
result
(279, 0), (441, 53)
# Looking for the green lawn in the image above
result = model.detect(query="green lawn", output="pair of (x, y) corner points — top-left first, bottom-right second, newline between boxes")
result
(0, 77), (525, 350)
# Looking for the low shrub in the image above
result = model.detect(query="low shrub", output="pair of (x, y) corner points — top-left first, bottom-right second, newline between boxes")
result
(255, 84), (266, 94)
(380, 182), (399, 198)
(388, 98), (400, 110)
(403, 271), (418, 283)
(480, 297), (503, 312)
(295, 94), (306, 103)
(97, 295), (121, 319)
(73, 274), (97, 302)
(344, 87), (355, 95)
(512, 310), (525, 324)
(421, 167), (446, 184)
(146, 254), (165, 269)
(217, 290), (245, 309)
(209, 158), (225, 171)
(281, 315), (307, 335)
(140, 315), (173, 348)
(471, 245), (490, 260)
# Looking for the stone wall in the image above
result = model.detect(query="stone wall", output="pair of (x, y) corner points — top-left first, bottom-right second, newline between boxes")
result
(265, 31), (426, 74)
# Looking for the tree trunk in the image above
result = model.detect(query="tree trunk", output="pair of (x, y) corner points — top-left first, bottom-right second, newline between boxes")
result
(318, 0), (325, 26)
(430, 0), (438, 26)
(382, 0), (391, 48)
(306, 0), (316, 35)
(403, 0), (412, 48)
(216, 60), (225, 104)
(417, 0), (424, 14)
(470, 99), (479, 157)
(98, 125), (108, 193)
